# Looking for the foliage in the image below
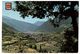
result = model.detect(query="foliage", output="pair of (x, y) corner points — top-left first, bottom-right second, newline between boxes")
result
(60, 28), (78, 52)
(14, 1), (78, 27)
(14, 1), (78, 52)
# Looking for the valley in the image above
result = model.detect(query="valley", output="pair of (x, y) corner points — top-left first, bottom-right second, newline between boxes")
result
(2, 32), (65, 53)
(2, 16), (73, 53)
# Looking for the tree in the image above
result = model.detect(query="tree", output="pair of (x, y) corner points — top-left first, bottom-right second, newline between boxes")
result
(39, 44), (42, 52)
(34, 45), (37, 49)
(14, 1), (78, 34)
(14, 1), (78, 52)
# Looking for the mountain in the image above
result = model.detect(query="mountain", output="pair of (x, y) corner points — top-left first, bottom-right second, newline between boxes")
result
(36, 20), (55, 32)
(34, 21), (45, 26)
(2, 16), (72, 32)
(2, 16), (38, 32)
(36, 17), (72, 32)
(2, 22), (17, 35)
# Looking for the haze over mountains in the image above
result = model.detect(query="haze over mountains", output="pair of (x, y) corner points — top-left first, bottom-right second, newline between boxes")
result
(2, 16), (72, 32)
(34, 21), (45, 26)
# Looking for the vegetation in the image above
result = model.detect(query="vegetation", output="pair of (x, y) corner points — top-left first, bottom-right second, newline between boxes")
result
(13, 1), (78, 52)
(2, 1), (78, 53)
(14, 1), (78, 32)
(2, 22), (78, 53)
(2, 23), (65, 53)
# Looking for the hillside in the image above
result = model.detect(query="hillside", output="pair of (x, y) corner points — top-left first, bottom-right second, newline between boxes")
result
(37, 17), (72, 32)
(36, 20), (54, 32)
(34, 21), (45, 26)
(2, 16), (72, 32)
(2, 22), (17, 35)
(2, 16), (38, 32)
(2, 16), (55, 32)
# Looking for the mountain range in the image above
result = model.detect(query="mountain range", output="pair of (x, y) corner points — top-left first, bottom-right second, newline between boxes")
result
(3, 16), (38, 32)
(2, 16), (72, 32)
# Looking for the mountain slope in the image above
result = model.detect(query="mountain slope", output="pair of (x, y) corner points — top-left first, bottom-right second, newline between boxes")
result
(2, 16), (72, 32)
(34, 21), (45, 26)
(37, 17), (72, 32)
(2, 22), (17, 35)
(36, 20), (55, 32)
(2, 16), (38, 32)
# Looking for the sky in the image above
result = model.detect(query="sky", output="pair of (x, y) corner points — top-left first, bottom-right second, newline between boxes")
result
(2, 1), (48, 24)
